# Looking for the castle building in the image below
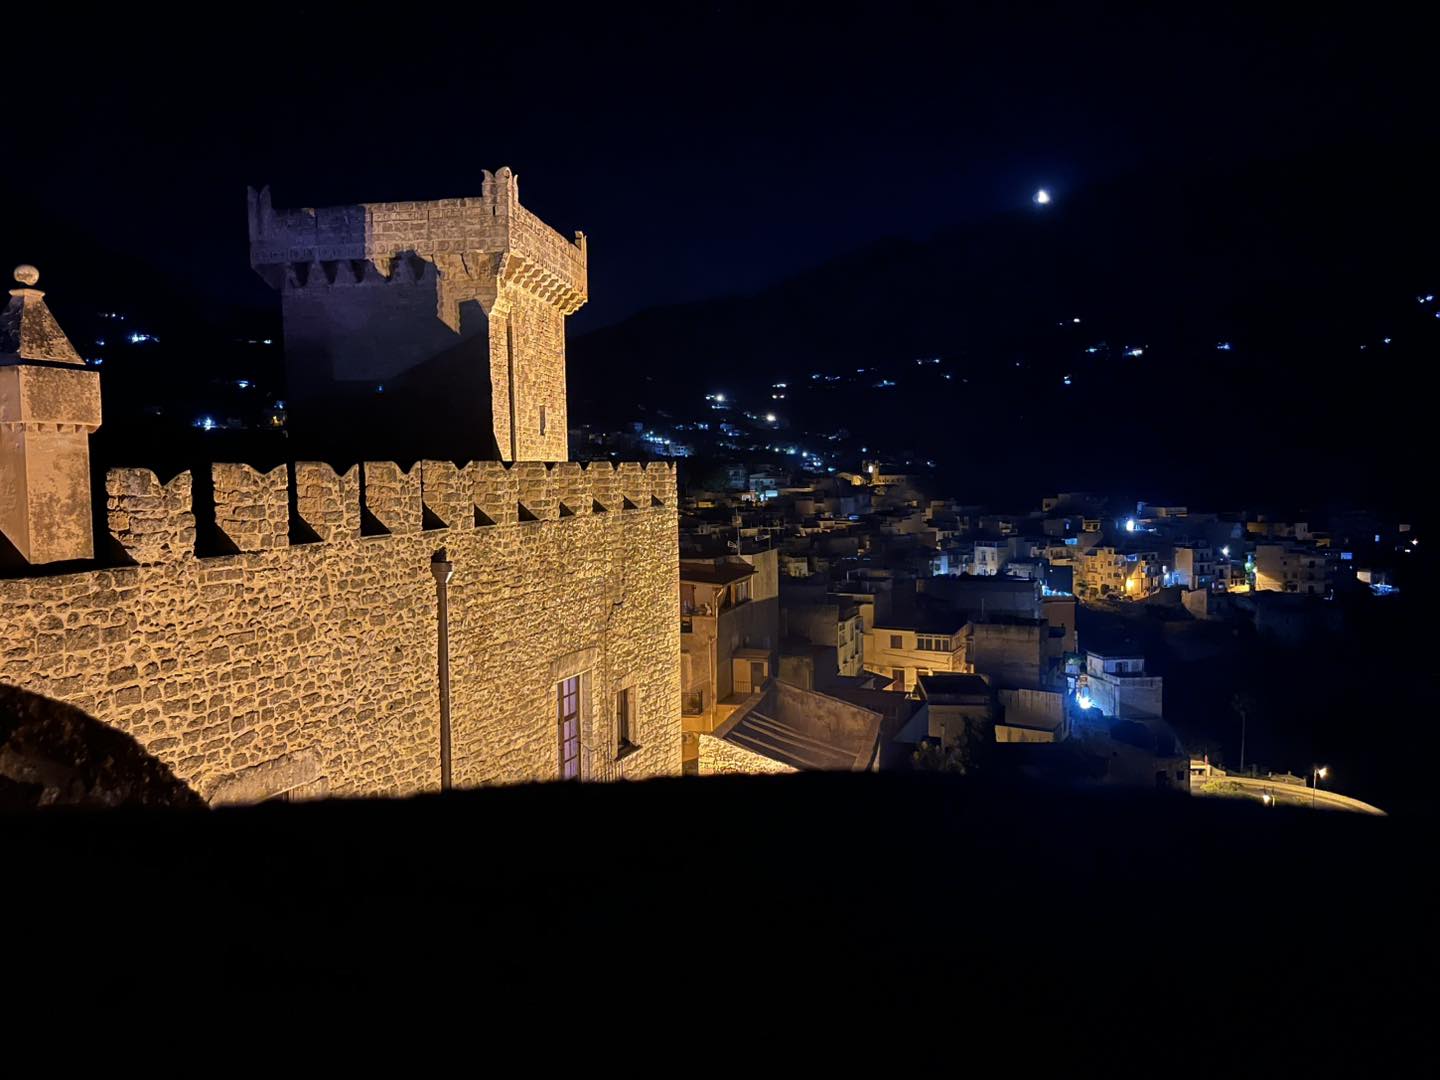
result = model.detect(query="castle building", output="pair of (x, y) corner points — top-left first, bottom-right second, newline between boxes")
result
(1, 173), (682, 803)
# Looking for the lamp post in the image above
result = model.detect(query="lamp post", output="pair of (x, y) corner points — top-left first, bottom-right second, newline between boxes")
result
(1312, 765), (1328, 809)
(432, 552), (455, 792)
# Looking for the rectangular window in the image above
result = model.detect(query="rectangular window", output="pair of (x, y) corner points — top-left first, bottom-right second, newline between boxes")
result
(558, 675), (581, 780)
(616, 687), (635, 755)
(890, 634), (903, 649)
(540, 404), (547, 436)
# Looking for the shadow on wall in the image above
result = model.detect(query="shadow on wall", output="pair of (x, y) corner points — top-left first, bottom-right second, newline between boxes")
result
(275, 239), (504, 466)
(0, 684), (204, 809)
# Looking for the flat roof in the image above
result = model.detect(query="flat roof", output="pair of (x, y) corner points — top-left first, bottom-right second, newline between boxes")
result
(918, 673), (992, 702)
(679, 561), (758, 586)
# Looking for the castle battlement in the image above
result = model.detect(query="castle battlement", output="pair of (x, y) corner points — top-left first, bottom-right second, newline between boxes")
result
(86, 459), (678, 568)
(3, 170), (682, 804)
(247, 168), (587, 315)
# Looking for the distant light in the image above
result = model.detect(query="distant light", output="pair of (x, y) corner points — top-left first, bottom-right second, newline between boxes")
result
(1383, 337), (1392, 345)
(235, 379), (252, 389)
(1216, 342), (1233, 351)
(1033, 188), (1051, 205)
(1125, 347), (1145, 357)
(1073, 317), (1081, 324)
(1076, 689), (1093, 710)
(715, 393), (725, 403)
(1221, 545), (1230, 557)
(773, 382), (787, 388)
(128, 332), (156, 344)
(1062, 375), (1072, 386)
(262, 338), (274, 346)
(274, 400), (286, 409)
(90, 357), (103, 366)
(1085, 346), (1100, 354)
(1126, 519), (1136, 532)
(765, 413), (776, 422)
(194, 416), (217, 431)
(1412, 539), (1419, 546)
(1375, 534), (1381, 542)
(375, 384), (384, 393)
(95, 337), (106, 347)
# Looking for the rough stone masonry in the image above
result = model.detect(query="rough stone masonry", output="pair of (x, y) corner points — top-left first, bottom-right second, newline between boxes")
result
(1, 174), (682, 802)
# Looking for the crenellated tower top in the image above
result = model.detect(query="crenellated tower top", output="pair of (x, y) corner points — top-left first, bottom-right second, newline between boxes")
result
(247, 168), (587, 316)
(247, 169), (588, 463)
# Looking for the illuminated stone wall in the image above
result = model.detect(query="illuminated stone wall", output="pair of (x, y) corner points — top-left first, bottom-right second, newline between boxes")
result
(0, 459), (681, 801)
(697, 732), (797, 776)
(497, 282), (569, 462)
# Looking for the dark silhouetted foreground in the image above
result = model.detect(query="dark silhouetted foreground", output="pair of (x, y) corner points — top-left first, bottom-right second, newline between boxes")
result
(4, 772), (1430, 1059)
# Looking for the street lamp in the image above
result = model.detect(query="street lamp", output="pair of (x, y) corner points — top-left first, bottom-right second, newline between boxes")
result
(1312, 765), (1328, 808)
(1261, 791), (1273, 806)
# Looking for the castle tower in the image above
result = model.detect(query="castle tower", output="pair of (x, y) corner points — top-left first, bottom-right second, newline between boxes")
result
(0, 265), (102, 563)
(248, 168), (587, 463)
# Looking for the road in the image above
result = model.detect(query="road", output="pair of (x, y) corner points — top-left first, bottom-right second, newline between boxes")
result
(1194, 772), (1386, 815)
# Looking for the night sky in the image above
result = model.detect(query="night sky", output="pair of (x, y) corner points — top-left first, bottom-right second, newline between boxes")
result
(11, 6), (1430, 331)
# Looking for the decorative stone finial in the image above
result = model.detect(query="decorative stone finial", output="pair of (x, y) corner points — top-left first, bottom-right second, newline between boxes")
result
(14, 264), (39, 286)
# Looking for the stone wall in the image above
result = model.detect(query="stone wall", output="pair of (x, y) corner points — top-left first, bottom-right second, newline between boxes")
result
(697, 732), (797, 776)
(0, 459), (681, 802)
(500, 283), (569, 462)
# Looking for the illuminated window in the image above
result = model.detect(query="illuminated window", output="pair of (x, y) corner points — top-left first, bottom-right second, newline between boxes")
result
(558, 676), (581, 780)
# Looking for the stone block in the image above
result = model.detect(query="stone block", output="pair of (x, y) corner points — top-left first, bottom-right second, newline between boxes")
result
(363, 462), (422, 534)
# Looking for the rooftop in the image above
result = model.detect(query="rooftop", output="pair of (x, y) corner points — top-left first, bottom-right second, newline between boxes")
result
(679, 560), (758, 586)
(918, 672), (992, 704)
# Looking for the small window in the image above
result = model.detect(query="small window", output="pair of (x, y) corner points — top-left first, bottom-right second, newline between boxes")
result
(890, 634), (903, 649)
(615, 686), (636, 756)
(558, 675), (582, 780)
(540, 404), (547, 436)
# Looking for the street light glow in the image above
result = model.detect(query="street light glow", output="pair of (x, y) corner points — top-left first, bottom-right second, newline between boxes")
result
(1033, 188), (1051, 205)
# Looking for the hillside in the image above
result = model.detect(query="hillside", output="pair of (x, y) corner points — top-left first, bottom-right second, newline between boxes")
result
(570, 142), (1437, 506)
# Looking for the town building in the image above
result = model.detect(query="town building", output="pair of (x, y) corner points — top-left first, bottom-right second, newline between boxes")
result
(1253, 544), (1328, 595)
(1080, 651), (1163, 720)
(781, 597), (865, 683)
(864, 614), (968, 693)
(680, 557), (776, 720)
(917, 672), (995, 751)
(1171, 543), (1216, 589)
